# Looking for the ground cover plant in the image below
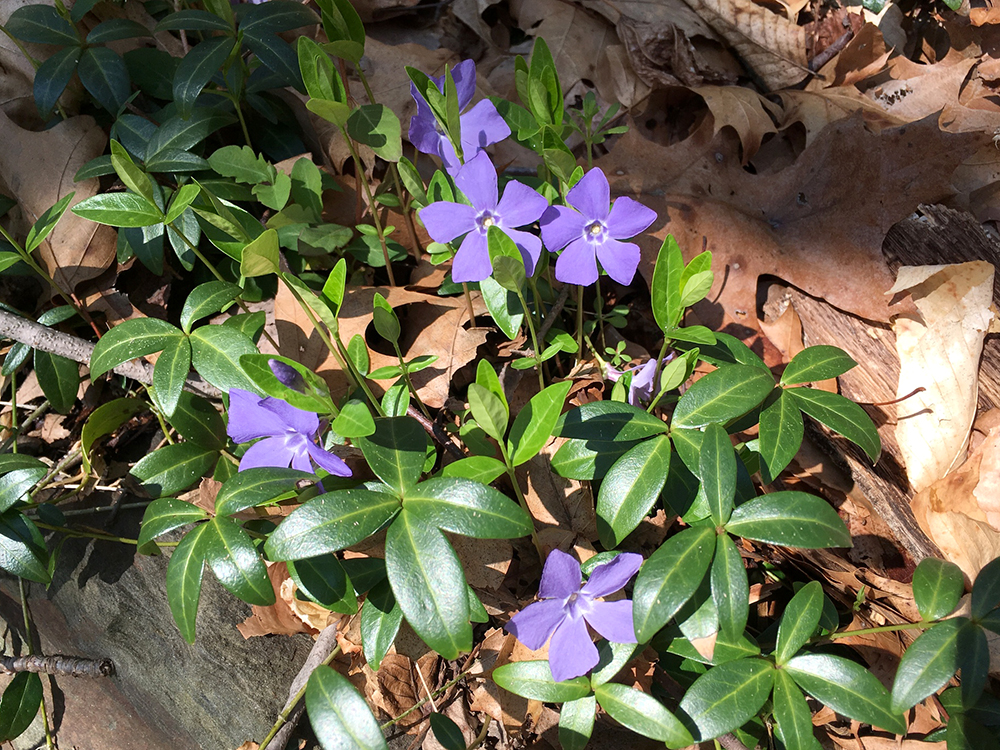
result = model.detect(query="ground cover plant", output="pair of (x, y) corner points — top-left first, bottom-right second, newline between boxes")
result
(1, 0), (1000, 748)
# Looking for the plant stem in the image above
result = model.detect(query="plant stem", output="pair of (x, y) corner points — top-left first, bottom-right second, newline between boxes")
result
(498, 442), (543, 561)
(823, 620), (929, 641)
(513, 287), (545, 390)
(18, 579), (55, 750)
(392, 342), (431, 419)
(462, 283), (476, 326)
(339, 128), (397, 286)
(0, 400), (49, 453)
(575, 285), (584, 361)
(380, 667), (476, 730)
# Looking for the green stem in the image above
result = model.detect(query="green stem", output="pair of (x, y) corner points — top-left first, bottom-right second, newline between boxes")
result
(823, 620), (929, 641)
(646, 339), (672, 414)
(380, 667), (476, 730)
(8, 373), (17, 453)
(462, 283), (476, 327)
(513, 287), (545, 390)
(595, 275), (606, 352)
(33, 521), (171, 547)
(392, 342), (430, 419)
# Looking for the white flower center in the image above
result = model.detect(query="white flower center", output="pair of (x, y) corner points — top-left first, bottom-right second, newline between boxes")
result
(585, 220), (606, 241)
(477, 211), (499, 232)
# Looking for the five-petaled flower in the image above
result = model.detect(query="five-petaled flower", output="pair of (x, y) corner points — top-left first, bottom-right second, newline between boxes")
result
(606, 355), (671, 406)
(540, 168), (657, 287)
(505, 549), (642, 682)
(409, 59), (510, 173)
(418, 151), (549, 283)
(227, 388), (351, 476)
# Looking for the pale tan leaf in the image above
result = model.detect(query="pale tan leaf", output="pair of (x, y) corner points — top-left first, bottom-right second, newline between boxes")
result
(692, 85), (781, 164)
(777, 88), (905, 145)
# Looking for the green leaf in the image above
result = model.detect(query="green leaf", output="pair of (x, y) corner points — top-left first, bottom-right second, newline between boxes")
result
(370, 292), (400, 344)
(266, 489), (400, 560)
(73, 192), (164, 227)
(492, 661), (592, 701)
(672, 364), (774, 428)
(331, 399), (376, 439)
(701, 422), (736, 525)
(440, 456), (506, 484)
(508, 380), (571, 466)
(306, 665), (387, 750)
(957, 622), (990, 707)
(946, 713), (999, 750)
(81, 396), (148, 473)
(317, 0), (366, 59)
(155, 9), (233, 32)
(239, 354), (334, 414)
(354, 417), (427, 494)
(551, 437), (639, 481)
(174, 37), (236, 117)
(558, 695), (595, 750)
(137, 498), (208, 547)
(559, 401), (668, 441)
(596, 683), (693, 747)
(785, 653), (906, 734)
(165, 183), (202, 225)
(386, 510), (471, 659)
(166, 522), (210, 643)
(774, 581), (823, 666)
(289, 555), (357, 614)
(152, 336), (192, 416)
(891, 617), (964, 712)
(110, 140), (156, 206)
(0, 672), (42, 742)
(130, 443), (218, 498)
(91, 317), (182, 377)
(651, 235), (684, 333)
(758, 390), (804, 482)
(347, 104), (402, 162)
(596, 435), (670, 548)
(87, 18), (151, 43)
(772, 669), (822, 750)
(589, 640), (639, 687)
(215, 467), (311, 516)
(241, 0), (319, 34)
(972, 557), (1000, 619)
(361, 578), (402, 669)
(679, 658), (773, 741)
(156, 390), (226, 450)
(147, 110), (237, 159)
(208, 145), (273, 185)
(480, 276), (523, 340)
(726, 491), (852, 549)
(487, 226), (526, 292)
(204, 516), (274, 606)
(0, 511), (48, 583)
(785, 387), (880, 462)
(912, 557), (964, 622)
(180, 281), (241, 334)
(633, 525), (716, 642)
(0, 468), (46, 515)
(711, 533), (749, 639)
(189, 325), (260, 394)
(298, 36), (346, 103)
(78, 47), (130, 114)
(34, 46), (81, 117)
(781, 346), (857, 385)
(403, 477), (532, 539)
(7, 6), (77, 45)
(33, 350), (78, 414)
(238, 227), (278, 276)
(428, 714), (464, 750)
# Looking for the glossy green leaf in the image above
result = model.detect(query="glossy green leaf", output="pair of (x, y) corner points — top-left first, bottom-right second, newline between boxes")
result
(785, 653), (906, 734)
(371, 293), (400, 343)
(785, 387), (881, 462)
(347, 104), (402, 162)
(781, 345), (857, 386)
(595, 683), (692, 747)
(110, 140), (156, 205)
(385, 510), (471, 659)
(166, 523), (209, 643)
(174, 37), (236, 116)
(239, 353), (334, 414)
(331, 399), (376, 439)
(204, 516), (274, 606)
(772, 668), (822, 750)
(971, 556), (1000, 619)
(946, 713), (999, 750)
(551, 437), (639, 481)
(241, 228), (280, 275)
(633, 525), (716, 642)
(774, 581), (823, 666)
(80, 397), (148, 473)
(480, 276), (522, 340)
(679, 658), (773, 741)
(701, 422), (736, 525)
(137, 498), (208, 547)
(596, 435), (670, 548)
(306, 665), (388, 750)
(0, 468), (45, 515)
(241, 0), (319, 34)
(957, 622), (990, 707)
(147, 110), (237, 158)
(317, 0), (366, 58)
(152, 336), (192, 416)
(650, 235), (684, 333)
(33, 350), (78, 414)
(72, 192), (163, 227)
(354, 417), (427, 494)
(180, 281), (241, 334)
(558, 696), (595, 750)
(155, 9), (232, 31)
(130, 442), (217, 498)
(758, 390), (804, 482)
(266, 489), (401, 560)
(91, 317), (182, 377)
(215, 467), (311, 516)
(468, 383), (507, 443)
(891, 617), (964, 712)
(155, 390), (226, 450)
(189, 324), (260, 394)
(492, 661), (592, 701)
(672, 364), (774, 428)
(440, 456), (506, 484)
(588, 640), (639, 688)
(403, 477), (532, 539)
(711, 533), (749, 639)
(87, 18), (151, 43)
(0, 671), (42, 742)
(360, 578), (402, 670)
(428, 714), (464, 750)
(726, 491), (851, 549)
(34, 46), (81, 117)
(559, 400), (668, 441)
(508, 380), (571, 466)
(7, 5), (76, 44)
(78, 47), (130, 114)
(912, 557), (964, 622)
(0, 509), (47, 582)
(289, 555), (357, 614)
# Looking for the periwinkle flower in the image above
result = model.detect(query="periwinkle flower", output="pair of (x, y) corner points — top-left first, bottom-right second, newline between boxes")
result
(540, 168), (657, 287)
(606, 354), (673, 406)
(505, 550), (642, 682)
(409, 59), (510, 173)
(269, 359), (305, 392)
(227, 388), (351, 476)
(418, 151), (548, 283)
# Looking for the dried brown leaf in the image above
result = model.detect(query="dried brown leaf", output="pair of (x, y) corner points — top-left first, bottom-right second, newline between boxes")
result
(692, 85), (781, 164)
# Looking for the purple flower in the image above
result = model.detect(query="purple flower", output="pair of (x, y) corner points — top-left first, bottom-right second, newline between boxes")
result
(418, 151), (548, 282)
(269, 359), (305, 392)
(540, 168), (657, 287)
(227, 388), (351, 476)
(409, 59), (510, 173)
(606, 357), (661, 406)
(506, 550), (642, 682)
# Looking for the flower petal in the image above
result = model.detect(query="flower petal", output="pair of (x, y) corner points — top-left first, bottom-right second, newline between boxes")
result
(554, 237), (598, 286)
(459, 99), (511, 155)
(583, 600), (637, 644)
(418, 201), (477, 244)
(606, 196), (657, 239)
(628, 359), (659, 405)
(306, 441), (352, 477)
(261, 397), (319, 438)
(449, 59), (477, 110)
(506, 599), (567, 650)
(581, 552), (643, 598)
(540, 205), (584, 253)
(548, 615), (598, 682)
(506, 228), (542, 277)
(227, 389), (286, 443)
(239, 436), (292, 470)
(451, 230), (491, 283)
(408, 112), (446, 159)
(596, 238), (640, 286)
(286, 433), (314, 473)
(539, 549), (582, 599)
(497, 180), (548, 228)
(566, 168), (610, 222)
(455, 151), (498, 211)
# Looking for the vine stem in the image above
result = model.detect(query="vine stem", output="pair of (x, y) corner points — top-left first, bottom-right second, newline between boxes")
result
(380, 667), (476, 730)
(19, 579), (55, 750)
(498, 442), (544, 562)
(822, 620), (929, 641)
(513, 286), (545, 391)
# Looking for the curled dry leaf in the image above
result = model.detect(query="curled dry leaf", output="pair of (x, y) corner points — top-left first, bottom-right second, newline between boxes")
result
(237, 562), (338, 638)
(890, 262), (995, 493)
(692, 85), (781, 164)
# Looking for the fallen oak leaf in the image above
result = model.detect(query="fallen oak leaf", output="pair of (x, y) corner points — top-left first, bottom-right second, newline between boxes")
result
(692, 84), (781, 164)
